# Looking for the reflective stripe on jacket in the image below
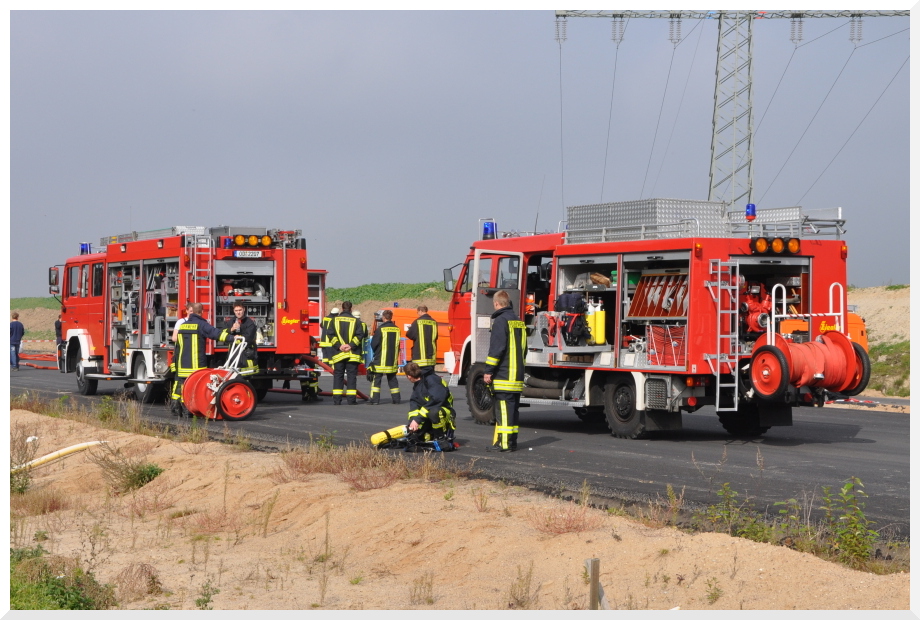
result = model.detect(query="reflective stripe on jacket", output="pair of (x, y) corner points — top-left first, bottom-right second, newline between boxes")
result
(407, 373), (456, 433)
(371, 321), (401, 373)
(176, 314), (229, 377)
(326, 313), (365, 364)
(484, 305), (526, 393)
(406, 314), (438, 367)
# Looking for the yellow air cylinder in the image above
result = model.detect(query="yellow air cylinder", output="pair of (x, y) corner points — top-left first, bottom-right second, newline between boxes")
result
(592, 310), (606, 345)
(371, 425), (408, 446)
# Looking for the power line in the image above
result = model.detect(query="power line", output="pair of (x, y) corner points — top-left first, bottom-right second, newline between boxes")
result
(759, 46), (856, 204)
(639, 45), (678, 199)
(600, 19), (629, 202)
(797, 55), (909, 204)
(649, 19), (706, 198)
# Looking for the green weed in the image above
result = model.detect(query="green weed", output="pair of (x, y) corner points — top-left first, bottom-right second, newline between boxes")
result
(10, 545), (115, 610)
(195, 580), (220, 610)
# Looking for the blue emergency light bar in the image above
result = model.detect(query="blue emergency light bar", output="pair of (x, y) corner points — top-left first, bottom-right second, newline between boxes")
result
(482, 221), (496, 240)
(80, 243), (92, 255)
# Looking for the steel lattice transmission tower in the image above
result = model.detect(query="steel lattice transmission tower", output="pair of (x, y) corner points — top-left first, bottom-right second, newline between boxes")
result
(555, 10), (908, 207)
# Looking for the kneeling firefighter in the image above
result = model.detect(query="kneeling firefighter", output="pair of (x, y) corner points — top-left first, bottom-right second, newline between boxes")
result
(371, 361), (456, 450)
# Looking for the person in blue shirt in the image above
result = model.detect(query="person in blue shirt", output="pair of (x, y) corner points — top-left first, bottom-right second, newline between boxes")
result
(10, 312), (25, 371)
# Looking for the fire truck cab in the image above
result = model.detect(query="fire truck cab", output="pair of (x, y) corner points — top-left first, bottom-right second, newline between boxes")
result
(443, 199), (870, 438)
(50, 226), (325, 402)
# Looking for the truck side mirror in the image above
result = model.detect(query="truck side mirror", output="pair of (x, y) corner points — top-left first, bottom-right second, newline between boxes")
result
(49, 267), (60, 295)
(443, 268), (455, 292)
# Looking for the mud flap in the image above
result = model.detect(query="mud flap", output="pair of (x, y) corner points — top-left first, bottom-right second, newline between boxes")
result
(643, 409), (682, 432)
(758, 402), (793, 427)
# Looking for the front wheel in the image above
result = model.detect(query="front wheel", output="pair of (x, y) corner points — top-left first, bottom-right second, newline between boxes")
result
(75, 352), (98, 396)
(603, 379), (646, 439)
(465, 362), (495, 425)
(133, 356), (163, 403)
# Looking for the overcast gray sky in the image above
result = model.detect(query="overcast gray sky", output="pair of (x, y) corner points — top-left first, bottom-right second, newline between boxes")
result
(9, 9), (911, 297)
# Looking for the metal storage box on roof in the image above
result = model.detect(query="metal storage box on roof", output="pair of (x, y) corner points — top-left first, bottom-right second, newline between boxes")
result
(565, 198), (730, 244)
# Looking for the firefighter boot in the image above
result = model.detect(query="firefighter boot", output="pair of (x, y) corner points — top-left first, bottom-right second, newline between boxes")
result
(391, 395), (401, 405)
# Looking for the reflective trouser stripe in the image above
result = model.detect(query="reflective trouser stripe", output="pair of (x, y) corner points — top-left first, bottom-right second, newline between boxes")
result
(346, 389), (357, 396)
(390, 387), (401, 394)
(492, 398), (519, 449)
(492, 380), (523, 392)
(332, 389), (343, 395)
(171, 380), (183, 401)
(370, 387), (381, 395)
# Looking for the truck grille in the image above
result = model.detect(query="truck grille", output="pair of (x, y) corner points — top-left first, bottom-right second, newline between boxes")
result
(646, 378), (668, 410)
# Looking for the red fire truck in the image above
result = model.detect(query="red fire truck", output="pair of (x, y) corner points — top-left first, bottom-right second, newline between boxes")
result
(49, 226), (326, 403)
(442, 200), (871, 438)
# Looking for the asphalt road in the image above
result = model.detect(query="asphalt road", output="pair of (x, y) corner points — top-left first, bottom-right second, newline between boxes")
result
(10, 365), (911, 538)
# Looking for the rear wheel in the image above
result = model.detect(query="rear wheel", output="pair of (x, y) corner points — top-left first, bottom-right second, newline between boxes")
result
(604, 379), (646, 439)
(750, 345), (790, 402)
(132, 356), (163, 403)
(465, 362), (495, 425)
(75, 350), (98, 396)
(216, 378), (257, 421)
(252, 379), (271, 401)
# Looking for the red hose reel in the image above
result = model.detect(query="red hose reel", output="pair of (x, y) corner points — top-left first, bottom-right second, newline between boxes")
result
(181, 337), (257, 421)
(749, 331), (870, 401)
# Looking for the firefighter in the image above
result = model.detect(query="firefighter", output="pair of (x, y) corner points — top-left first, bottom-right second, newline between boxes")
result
(324, 300), (364, 405)
(368, 309), (402, 405)
(292, 306), (339, 398)
(404, 362), (455, 442)
(353, 309), (371, 368)
(406, 305), (438, 376)
(169, 302), (230, 415)
(483, 290), (527, 452)
(228, 301), (259, 376)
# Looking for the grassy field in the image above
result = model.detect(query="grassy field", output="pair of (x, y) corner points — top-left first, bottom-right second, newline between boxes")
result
(325, 281), (451, 305)
(11, 297), (60, 311)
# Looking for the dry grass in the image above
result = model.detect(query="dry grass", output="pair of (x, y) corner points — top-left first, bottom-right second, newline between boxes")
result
(507, 561), (540, 609)
(11, 486), (71, 517)
(527, 482), (605, 535)
(114, 562), (164, 602)
(10, 420), (41, 493)
(272, 442), (474, 491)
(85, 442), (164, 495)
(118, 475), (178, 519)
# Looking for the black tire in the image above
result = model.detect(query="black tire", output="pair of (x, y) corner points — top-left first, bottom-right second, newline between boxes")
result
(749, 345), (790, 402)
(253, 379), (271, 401)
(717, 401), (770, 437)
(132, 356), (163, 403)
(840, 342), (871, 397)
(603, 379), (647, 439)
(75, 351), (98, 396)
(465, 362), (495, 425)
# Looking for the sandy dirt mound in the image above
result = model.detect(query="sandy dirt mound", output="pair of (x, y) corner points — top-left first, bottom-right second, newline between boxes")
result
(847, 286), (910, 344)
(10, 410), (908, 610)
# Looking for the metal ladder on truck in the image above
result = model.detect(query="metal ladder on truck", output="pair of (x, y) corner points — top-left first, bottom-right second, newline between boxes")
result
(188, 233), (215, 330)
(704, 259), (741, 411)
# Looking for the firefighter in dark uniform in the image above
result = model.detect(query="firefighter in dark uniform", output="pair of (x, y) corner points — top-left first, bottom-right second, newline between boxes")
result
(291, 307), (337, 400)
(324, 300), (364, 405)
(228, 301), (259, 376)
(483, 290), (527, 452)
(404, 362), (456, 442)
(368, 309), (402, 405)
(406, 305), (438, 376)
(170, 302), (230, 415)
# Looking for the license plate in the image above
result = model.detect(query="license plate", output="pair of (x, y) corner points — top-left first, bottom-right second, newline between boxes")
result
(233, 250), (262, 258)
